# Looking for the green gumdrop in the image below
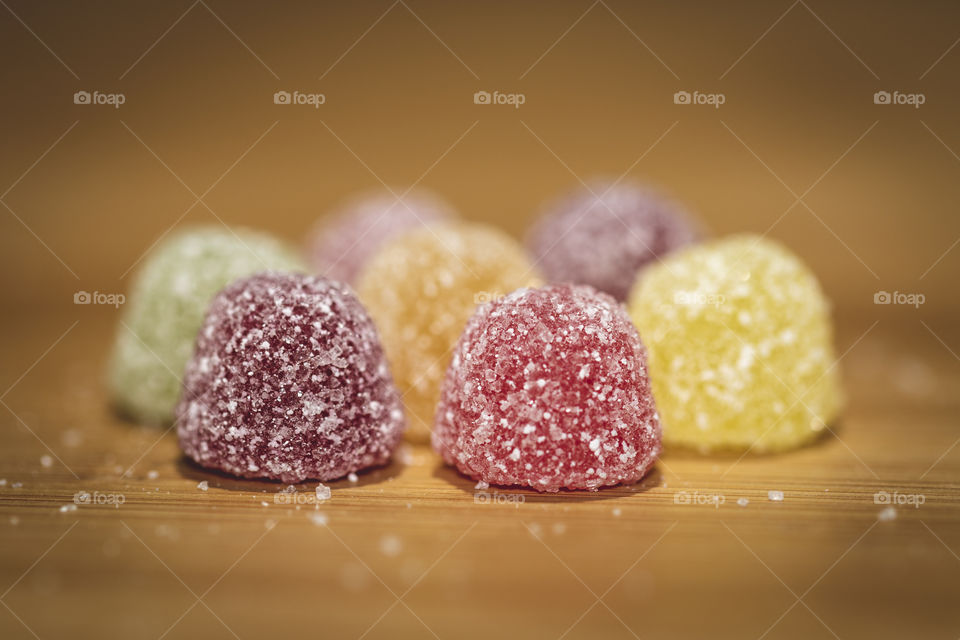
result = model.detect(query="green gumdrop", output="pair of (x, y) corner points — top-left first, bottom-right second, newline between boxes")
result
(109, 226), (306, 424)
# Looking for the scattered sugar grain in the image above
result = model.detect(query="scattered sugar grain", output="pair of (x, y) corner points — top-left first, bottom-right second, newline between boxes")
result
(878, 506), (897, 522)
(316, 483), (331, 501)
(308, 512), (329, 527)
(380, 534), (402, 557)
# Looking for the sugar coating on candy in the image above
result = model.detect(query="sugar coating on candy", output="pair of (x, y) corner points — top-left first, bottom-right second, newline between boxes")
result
(357, 223), (541, 440)
(432, 284), (661, 492)
(526, 181), (700, 301)
(176, 272), (405, 483)
(110, 226), (305, 424)
(628, 234), (842, 453)
(307, 190), (455, 284)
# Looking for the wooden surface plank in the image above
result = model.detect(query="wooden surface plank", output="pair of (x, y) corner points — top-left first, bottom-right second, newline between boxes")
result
(1, 2), (959, 637)
(1, 313), (958, 639)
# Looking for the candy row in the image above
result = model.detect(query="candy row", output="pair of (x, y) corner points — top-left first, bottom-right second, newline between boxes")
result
(109, 183), (840, 491)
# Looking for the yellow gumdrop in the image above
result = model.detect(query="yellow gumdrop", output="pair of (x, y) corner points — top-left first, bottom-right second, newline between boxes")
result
(357, 223), (541, 440)
(627, 234), (842, 453)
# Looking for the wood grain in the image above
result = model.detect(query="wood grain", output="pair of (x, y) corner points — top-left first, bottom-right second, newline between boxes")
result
(1, 312), (958, 640)
(1, 2), (960, 637)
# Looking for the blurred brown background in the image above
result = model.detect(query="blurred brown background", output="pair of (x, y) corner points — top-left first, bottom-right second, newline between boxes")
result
(2, 2), (960, 639)
(1, 0), (957, 317)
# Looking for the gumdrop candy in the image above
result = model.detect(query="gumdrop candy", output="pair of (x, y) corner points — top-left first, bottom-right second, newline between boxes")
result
(627, 234), (842, 453)
(433, 283), (661, 492)
(307, 189), (454, 284)
(526, 180), (700, 301)
(109, 226), (305, 424)
(176, 272), (405, 482)
(356, 223), (541, 439)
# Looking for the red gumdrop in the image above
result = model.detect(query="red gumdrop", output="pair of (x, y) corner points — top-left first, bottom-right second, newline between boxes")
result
(432, 283), (661, 492)
(177, 272), (405, 483)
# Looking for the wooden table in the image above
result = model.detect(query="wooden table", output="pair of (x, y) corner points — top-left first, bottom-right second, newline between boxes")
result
(1, 310), (958, 640)
(3, 1), (960, 637)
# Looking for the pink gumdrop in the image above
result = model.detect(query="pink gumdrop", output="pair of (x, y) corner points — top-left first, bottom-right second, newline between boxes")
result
(307, 190), (454, 284)
(432, 283), (661, 492)
(526, 181), (700, 301)
(177, 272), (405, 482)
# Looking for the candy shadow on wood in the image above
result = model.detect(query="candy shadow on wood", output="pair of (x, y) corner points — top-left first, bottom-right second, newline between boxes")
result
(658, 419), (839, 460)
(174, 454), (406, 492)
(430, 459), (663, 503)
(109, 400), (174, 431)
